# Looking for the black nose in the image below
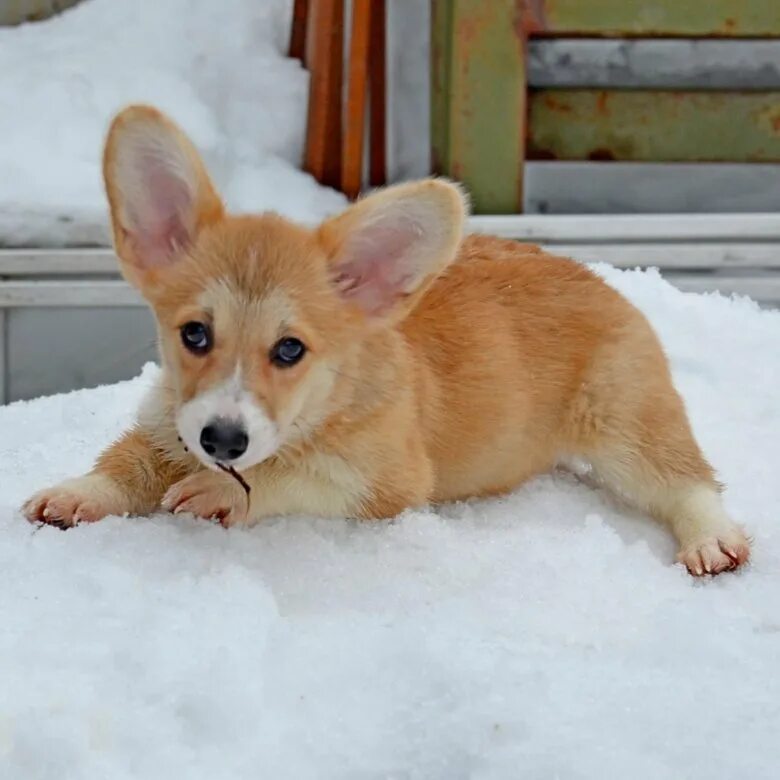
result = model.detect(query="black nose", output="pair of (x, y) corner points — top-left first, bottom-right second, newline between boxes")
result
(199, 419), (249, 461)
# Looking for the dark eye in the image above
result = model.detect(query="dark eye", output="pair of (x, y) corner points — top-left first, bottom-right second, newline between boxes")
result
(180, 321), (212, 355)
(270, 337), (306, 367)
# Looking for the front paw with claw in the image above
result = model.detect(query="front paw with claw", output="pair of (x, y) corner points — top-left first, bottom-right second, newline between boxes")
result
(22, 474), (130, 529)
(161, 470), (250, 527)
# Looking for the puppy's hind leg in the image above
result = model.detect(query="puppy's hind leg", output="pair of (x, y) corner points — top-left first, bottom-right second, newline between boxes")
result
(565, 306), (750, 576)
(586, 405), (750, 576)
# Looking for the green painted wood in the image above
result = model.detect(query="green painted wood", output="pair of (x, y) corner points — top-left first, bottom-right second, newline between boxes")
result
(533, 0), (780, 37)
(528, 90), (780, 162)
(430, 0), (452, 179)
(430, 0), (526, 214)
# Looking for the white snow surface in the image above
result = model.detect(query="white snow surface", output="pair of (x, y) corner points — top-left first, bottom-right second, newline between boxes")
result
(1, 267), (779, 778)
(0, 0), (345, 246)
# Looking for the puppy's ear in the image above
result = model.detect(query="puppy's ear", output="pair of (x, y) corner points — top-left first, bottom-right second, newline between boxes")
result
(318, 179), (467, 320)
(102, 104), (224, 287)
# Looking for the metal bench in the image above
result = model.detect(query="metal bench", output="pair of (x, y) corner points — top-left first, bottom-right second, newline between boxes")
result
(432, 0), (780, 214)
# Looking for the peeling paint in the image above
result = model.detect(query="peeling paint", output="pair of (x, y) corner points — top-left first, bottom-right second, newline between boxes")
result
(431, 0), (526, 213)
(534, 1), (780, 38)
(518, 0), (548, 35)
(588, 147), (617, 161)
(529, 90), (780, 162)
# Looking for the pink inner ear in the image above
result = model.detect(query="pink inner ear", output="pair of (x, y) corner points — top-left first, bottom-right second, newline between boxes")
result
(125, 155), (193, 268)
(333, 221), (420, 315)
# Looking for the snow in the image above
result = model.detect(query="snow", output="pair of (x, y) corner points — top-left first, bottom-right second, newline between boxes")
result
(1, 1), (779, 773)
(1, 267), (779, 778)
(0, 0), (345, 247)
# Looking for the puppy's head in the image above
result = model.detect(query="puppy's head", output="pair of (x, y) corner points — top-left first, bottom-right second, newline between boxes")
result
(103, 105), (466, 471)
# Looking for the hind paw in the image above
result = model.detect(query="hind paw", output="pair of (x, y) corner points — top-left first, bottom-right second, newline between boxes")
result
(677, 529), (750, 576)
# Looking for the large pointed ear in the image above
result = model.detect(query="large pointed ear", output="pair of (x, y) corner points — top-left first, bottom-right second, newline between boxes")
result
(102, 105), (224, 286)
(318, 179), (467, 319)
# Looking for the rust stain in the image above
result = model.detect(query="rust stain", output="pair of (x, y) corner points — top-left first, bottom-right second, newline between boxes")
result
(527, 146), (558, 160)
(723, 17), (737, 32)
(516, 0), (547, 35)
(596, 92), (609, 116)
(456, 11), (485, 48)
(588, 147), (616, 161)
(773, 115), (780, 133)
(542, 95), (572, 114)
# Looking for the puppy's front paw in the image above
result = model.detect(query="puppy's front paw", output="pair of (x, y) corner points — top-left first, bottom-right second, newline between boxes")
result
(161, 470), (249, 527)
(23, 474), (129, 529)
(677, 527), (751, 576)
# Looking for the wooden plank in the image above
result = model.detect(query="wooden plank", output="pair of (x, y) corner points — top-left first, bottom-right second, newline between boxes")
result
(3, 214), (780, 277)
(0, 281), (143, 308)
(10, 242), (780, 276)
(528, 40), (780, 90)
(0, 271), (775, 308)
(0, 249), (118, 275)
(522, 161), (780, 214)
(431, 0), (527, 214)
(528, 0), (780, 38)
(663, 273), (780, 302)
(467, 213), (780, 242)
(0, 310), (6, 404)
(1, 243), (776, 274)
(368, 0), (387, 188)
(303, 0), (344, 190)
(288, 0), (309, 61)
(342, 0), (372, 199)
(543, 243), (780, 269)
(528, 90), (780, 162)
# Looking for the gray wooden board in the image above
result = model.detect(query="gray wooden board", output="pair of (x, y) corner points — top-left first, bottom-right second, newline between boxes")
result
(529, 40), (780, 90)
(2, 213), (779, 309)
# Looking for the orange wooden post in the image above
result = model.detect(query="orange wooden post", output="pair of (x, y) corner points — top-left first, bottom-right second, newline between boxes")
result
(342, 0), (372, 199)
(303, 0), (344, 190)
(288, 0), (309, 61)
(302, 0), (387, 197)
(368, 0), (387, 187)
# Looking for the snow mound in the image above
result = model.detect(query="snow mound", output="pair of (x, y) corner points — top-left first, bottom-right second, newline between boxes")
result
(1, 268), (779, 777)
(0, 0), (345, 246)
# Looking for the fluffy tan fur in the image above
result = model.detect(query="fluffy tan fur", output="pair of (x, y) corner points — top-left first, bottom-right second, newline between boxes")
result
(23, 105), (750, 576)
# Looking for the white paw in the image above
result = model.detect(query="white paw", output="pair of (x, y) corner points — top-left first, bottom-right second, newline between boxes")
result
(161, 470), (249, 528)
(22, 474), (129, 530)
(677, 527), (750, 576)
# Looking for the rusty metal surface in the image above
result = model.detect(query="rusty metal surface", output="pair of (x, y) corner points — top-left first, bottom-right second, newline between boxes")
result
(526, 0), (780, 38)
(430, 0), (453, 179)
(431, 0), (526, 214)
(528, 90), (780, 162)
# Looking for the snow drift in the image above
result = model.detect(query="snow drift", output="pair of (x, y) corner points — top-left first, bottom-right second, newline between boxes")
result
(1, 266), (778, 778)
(0, 0), (345, 246)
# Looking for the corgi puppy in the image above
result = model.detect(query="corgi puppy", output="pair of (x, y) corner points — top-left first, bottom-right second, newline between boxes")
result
(23, 105), (750, 576)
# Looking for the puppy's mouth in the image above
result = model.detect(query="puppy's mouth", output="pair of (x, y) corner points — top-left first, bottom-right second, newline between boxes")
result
(176, 421), (256, 492)
(214, 462), (252, 497)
